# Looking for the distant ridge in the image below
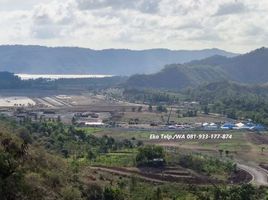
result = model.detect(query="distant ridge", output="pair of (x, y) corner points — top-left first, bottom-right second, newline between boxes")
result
(0, 45), (237, 76)
(124, 47), (268, 90)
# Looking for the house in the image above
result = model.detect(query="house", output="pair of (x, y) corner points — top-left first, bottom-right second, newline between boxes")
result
(250, 124), (266, 131)
(233, 122), (248, 130)
(203, 122), (218, 130)
(234, 122), (259, 130)
(221, 122), (236, 130)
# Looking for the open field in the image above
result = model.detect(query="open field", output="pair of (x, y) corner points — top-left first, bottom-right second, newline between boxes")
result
(86, 129), (268, 164)
(0, 96), (36, 107)
(82, 128), (268, 186)
(88, 165), (223, 184)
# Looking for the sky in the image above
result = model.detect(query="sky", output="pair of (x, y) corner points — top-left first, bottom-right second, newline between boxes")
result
(0, 0), (268, 53)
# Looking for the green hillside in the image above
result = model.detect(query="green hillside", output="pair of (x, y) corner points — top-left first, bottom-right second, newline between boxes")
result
(125, 47), (268, 90)
(184, 81), (268, 124)
(0, 45), (236, 75)
(189, 47), (268, 84)
(125, 64), (228, 90)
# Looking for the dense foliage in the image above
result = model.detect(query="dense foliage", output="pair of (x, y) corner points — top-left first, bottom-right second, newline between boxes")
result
(122, 88), (181, 104)
(178, 154), (235, 176)
(23, 121), (139, 159)
(124, 64), (227, 90)
(0, 72), (124, 90)
(0, 117), (268, 199)
(185, 81), (268, 125)
(136, 145), (165, 167)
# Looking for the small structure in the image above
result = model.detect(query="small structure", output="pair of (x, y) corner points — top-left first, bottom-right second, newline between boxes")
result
(221, 122), (236, 130)
(84, 121), (104, 127)
(203, 122), (218, 130)
(233, 122), (265, 130)
(233, 122), (248, 130)
(249, 124), (266, 131)
(149, 158), (165, 167)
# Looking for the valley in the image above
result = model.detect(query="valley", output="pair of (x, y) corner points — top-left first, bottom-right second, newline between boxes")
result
(1, 47), (268, 199)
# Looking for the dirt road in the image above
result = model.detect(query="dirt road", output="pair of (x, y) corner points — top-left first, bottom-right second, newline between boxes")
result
(237, 163), (268, 186)
(90, 166), (166, 183)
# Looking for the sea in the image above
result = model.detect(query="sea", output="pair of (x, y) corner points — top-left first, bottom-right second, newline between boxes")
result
(15, 74), (113, 80)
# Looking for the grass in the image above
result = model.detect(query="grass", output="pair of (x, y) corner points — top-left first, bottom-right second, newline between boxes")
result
(90, 149), (138, 167)
(92, 153), (136, 167)
(120, 111), (230, 125)
(85, 127), (268, 164)
(77, 127), (104, 134)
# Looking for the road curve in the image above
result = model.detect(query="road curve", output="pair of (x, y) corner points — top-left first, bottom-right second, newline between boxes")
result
(237, 163), (268, 186)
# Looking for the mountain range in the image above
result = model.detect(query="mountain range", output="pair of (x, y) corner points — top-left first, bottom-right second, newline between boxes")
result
(0, 45), (236, 75)
(125, 47), (268, 90)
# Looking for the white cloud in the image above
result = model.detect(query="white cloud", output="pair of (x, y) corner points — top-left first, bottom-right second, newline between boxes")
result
(31, 0), (76, 39)
(215, 2), (247, 16)
(76, 0), (160, 14)
(0, 0), (268, 52)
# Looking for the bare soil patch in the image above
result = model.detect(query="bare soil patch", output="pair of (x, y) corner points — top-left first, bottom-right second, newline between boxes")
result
(246, 133), (268, 145)
(91, 165), (223, 185)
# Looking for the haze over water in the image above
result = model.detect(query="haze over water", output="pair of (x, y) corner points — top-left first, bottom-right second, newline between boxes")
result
(16, 74), (113, 80)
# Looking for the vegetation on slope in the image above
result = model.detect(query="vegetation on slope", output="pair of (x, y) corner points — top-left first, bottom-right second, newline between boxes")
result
(0, 71), (125, 90)
(0, 45), (236, 75)
(184, 81), (268, 124)
(125, 47), (268, 90)
(125, 64), (228, 90)
(1, 116), (268, 199)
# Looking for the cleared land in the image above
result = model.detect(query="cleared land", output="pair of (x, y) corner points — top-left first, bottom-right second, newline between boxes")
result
(0, 96), (36, 107)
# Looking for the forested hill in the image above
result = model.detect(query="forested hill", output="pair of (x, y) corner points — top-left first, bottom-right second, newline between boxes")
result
(184, 81), (268, 103)
(125, 47), (268, 90)
(125, 64), (228, 90)
(0, 45), (236, 75)
(0, 71), (125, 90)
(187, 47), (268, 84)
(183, 81), (268, 124)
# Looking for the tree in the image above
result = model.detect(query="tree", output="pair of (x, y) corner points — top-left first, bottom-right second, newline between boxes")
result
(103, 187), (124, 200)
(18, 127), (33, 144)
(87, 150), (96, 161)
(136, 145), (165, 167)
(202, 105), (209, 115)
(82, 183), (103, 200)
(129, 176), (137, 192)
(72, 117), (76, 125)
(227, 110), (237, 119)
(152, 187), (163, 200)
(0, 135), (28, 200)
(219, 149), (223, 157)
(148, 105), (153, 112)
(156, 105), (167, 113)
(261, 147), (265, 154)
(225, 150), (230, 157)
(137, 140), (144, 147)
(61, 186), (82, 200)
(57, 115), (61, 123)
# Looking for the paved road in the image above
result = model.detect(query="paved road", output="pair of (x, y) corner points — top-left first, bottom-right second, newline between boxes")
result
(237, 163), (268, 186)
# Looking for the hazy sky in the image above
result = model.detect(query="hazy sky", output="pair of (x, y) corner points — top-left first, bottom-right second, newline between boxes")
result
(0, 0), (267, 53)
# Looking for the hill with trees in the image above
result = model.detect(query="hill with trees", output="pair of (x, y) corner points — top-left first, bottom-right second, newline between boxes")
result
(124, 47), (268, 90)
(125, 64), (228, 90)
(0, 45), (236, 75)
(188, 47), (268, 84)
(184, 81), (268, 124)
